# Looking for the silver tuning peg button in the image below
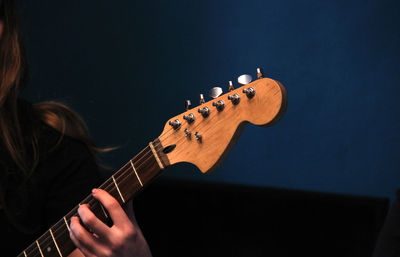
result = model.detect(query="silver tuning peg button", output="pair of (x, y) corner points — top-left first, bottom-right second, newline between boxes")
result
(198, 106), (210, 118)
(168, 119), (181, 130)
(228, 93), (240, 105)
(237, 74), (252, 85)
(243, 87), (256, 98)
(209, 87), (223, 99)
(212, 100), (225, 111)
(183, 113), (195, 124)
(257, 68), (263, 79)
(185, 100), (192, 111)
(228, 81), (234, 91)
(199, 94), (205, 104)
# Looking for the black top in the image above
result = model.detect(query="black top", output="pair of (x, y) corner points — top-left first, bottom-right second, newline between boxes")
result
(0, 100), (102, 256)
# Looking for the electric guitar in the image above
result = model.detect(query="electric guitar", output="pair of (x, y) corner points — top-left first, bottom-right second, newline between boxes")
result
(17, 70), (287, 257)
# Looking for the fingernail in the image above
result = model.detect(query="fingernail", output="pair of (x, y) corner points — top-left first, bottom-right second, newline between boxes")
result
(92, 188), (98, 194)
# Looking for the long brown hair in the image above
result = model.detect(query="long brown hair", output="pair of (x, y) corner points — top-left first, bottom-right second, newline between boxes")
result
(0, 0), (103, 177)
(0, 0), (112, 234)
(0, 0), (32, 175)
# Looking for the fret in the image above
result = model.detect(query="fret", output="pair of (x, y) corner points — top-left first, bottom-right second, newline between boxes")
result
(19, 243), (40, 257)
(130, 159), (143, 187)
(16, 250), (28, 257)
(113, 171), (141, 203)
(100, 203), (109, 218)
(49, 228), (63, 257)
(89, 201), (109, 224)
(36, 240), (44, 257)
(63, 216), (70, 232)
(134, 151), (163, 185)
(149, 141), (165, 169)
(82, 196), (109, 222)
(98, 177), (121, 205)
(112, 175), (125, 203)
(19, 141), (169, 257)
(53, 220), (77, 257)
(34, 228), (65, 257)
(152, 139), (170, 168)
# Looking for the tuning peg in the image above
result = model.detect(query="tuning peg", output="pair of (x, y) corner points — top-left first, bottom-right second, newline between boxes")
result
(199, 94), (205, 104)
(257, 68), (263, 79)
(228, 93), (240, 105)
(169, 119), (181, 130)
(237, 74), (252, 85)
(243, 87), (256, 98)
(228, 81), (234, 91)
(209, 87), (223, 99)
(185, 100), (191, 111)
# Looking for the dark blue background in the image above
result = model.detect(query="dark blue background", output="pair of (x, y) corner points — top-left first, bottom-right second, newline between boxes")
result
(20, 0), (400, 200)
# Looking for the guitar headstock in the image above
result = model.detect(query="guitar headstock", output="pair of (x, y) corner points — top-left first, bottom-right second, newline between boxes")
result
(158, 75), (287, 174)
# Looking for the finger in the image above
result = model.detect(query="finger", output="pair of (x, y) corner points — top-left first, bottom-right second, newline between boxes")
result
(78, 204), (110, 239)
(92, 188), (130, 227)
(69, 216), (98, 254)
(69, 230), (97, 257)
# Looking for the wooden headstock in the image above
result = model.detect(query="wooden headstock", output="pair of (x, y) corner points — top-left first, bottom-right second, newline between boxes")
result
(158, 77), (287, 174)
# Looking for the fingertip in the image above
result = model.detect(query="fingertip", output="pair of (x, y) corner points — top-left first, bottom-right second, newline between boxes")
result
(69, 225), (75, 238)
(92, 188), (106, 200)
(70, 216), (77, 223)
(77, 205), (82, 216)
(69, 217), (76, 232)
(77, 204), (86, 217)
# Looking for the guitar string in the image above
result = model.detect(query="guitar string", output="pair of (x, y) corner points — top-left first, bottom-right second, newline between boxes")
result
(27, 114), (199, 255)
(48, 98), (241, 247)
(117, 96), (240, 173)
(24, 105), (231, 257)
(103, 93), (244, 186)
(94, 98), (242, 201)
(168, 102), (240, 160)
(73, 96), (240, 208)
(27, 164), (137, 255)
(138, 91), (243, 156)
(28, 82), (264, 256)
(22, 153), (146, 256)
(23, 96), (243, 256)
(77, 98), (243, 223)
(24, 135), (171, 255)
(27, 146), (157, 256)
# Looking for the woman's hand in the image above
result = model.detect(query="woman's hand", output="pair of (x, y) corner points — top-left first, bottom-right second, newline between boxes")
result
(69, 188), (152, 257)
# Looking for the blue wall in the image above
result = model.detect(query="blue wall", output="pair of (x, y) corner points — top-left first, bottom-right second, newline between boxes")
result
(21, 0), (400, 200)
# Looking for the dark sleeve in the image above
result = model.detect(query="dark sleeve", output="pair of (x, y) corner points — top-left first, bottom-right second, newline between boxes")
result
(373, 191), (400, 257)
(39, 135), (103, 227)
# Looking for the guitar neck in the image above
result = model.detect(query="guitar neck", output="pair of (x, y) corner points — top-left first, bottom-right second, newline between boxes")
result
(17, 75), (287, 257)
(18, 139), (168, 257)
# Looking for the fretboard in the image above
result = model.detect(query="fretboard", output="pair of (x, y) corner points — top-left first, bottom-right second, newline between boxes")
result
(17, 139), (168, 257)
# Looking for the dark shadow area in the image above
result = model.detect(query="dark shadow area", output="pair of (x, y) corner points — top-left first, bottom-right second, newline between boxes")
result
(134, 179), (388, 257)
